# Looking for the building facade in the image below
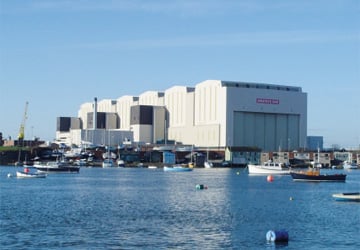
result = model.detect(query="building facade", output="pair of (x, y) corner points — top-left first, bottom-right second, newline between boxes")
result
(56, 80), (307, 152)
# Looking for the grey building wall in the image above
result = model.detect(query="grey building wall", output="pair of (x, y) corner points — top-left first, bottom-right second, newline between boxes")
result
(57, 117), (71, 132)
(130, 105), (153, 125)
(153, 106), (166, 144)
(233, 112), (300, 151)
(105, 113), (119, 129)
(87, 112), (99, 129)
(87, 112), (119, 129)
(224, 81), (307, 151)
(70, 117), (82, 130)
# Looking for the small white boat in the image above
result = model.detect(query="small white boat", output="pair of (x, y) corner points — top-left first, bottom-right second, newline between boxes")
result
(164, 165), (193, 172)
(74, 159), (87, 167)
(332, 192), (360, 201)
(117, 159), (125, 167)
(102, 159), (114, 168)
(248, 161), (290, 175)
(343, 161), (358, 169)
(103, 141), (115, 168)
(16, 168), (46, 178)
(204, 161), (213, 168)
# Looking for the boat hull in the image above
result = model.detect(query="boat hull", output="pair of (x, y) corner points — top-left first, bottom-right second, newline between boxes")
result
(34, 165), (80, 173)
(102, 163), (114, 168)
(290, 172), (346, 182)
(248, 164), (290, 175)
(102, 160), (114, 168)
(332, 192), (360, 201)
(16, 171), (47, 178)
(164, 166), (193, 172)
(343, 164), (358, 170)
(204, 161), (213, 168)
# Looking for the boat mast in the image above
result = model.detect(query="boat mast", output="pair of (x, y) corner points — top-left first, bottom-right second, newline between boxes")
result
(17, 102), (29, 165)
(317, 147), (320, 164)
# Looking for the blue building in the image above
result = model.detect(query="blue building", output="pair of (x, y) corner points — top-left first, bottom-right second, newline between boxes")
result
(307, 136), (323, 151)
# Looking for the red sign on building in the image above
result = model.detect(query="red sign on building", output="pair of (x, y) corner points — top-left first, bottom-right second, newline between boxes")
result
(256, 98), (280, 105)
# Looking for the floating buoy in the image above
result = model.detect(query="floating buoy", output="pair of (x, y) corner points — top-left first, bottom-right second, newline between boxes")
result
(7, 173), (13, 178)
(196, 184), (207, 190)
(266, 230), (289, 242)
(289, 197), (294, 201)
(236, 171), (240, 175)
(267, 175), (274, 182)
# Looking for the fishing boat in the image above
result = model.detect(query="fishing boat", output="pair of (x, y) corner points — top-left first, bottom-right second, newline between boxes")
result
(290, 149), (346, 182)
(332, 192), (360, 201)
(163, 165), (193, 172)
(290, 169), (346, 182)
(248, 161), (290, 175)
(16, 167), (47, 178)
(34, 161), (80, 173)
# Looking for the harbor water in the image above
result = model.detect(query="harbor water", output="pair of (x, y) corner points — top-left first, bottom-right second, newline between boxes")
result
(1, 166), (359, 249)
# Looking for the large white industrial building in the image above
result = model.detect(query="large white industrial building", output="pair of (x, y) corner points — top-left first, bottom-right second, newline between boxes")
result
(56, 80), (307, 152)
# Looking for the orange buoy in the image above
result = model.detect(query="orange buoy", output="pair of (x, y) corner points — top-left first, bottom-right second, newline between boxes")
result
(267, 175), (274, 182)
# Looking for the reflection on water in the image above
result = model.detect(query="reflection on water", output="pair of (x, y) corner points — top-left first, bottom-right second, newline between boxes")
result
(161, 168), (233, 249)
(0, 166), (359, 249)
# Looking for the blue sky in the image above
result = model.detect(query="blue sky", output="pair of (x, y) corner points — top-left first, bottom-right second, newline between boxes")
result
(0, 0), (359, 149)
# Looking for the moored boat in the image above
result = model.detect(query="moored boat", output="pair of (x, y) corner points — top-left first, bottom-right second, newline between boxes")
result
(291, 147), (346, 182)
(117, 159), (125, 167)
(34, 161), (80, 173)
(102, 158), (114, 168)
(290, 168), (346, 182)
(248, 161), (290, 175)
(332, 192), (360, 201)
(343, 161), (358, 170)
(163, 165), (193, 172)
(204, 161), (213, 168)
(16, 167), (47, 178)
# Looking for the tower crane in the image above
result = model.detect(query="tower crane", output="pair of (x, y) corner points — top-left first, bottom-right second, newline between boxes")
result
(18, 101), (29, 141)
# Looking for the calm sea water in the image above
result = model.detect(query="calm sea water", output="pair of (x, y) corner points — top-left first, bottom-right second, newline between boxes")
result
(1, 166), (359, 249)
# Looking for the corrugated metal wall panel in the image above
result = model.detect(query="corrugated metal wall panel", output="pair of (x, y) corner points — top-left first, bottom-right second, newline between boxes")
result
(254, 114), (265, 148)
(264, 114), (276, 151)
(233, 112), (300, 151)
(276, 114), (288, 150)
(288, 115), (300, 149)
(244, 112), (255, 146)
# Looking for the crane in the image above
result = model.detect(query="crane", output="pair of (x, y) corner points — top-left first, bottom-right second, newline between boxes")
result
(18, 101), (29, 141)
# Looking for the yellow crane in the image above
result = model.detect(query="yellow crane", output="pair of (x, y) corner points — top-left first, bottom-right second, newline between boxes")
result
(18, 101), (29, 141)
